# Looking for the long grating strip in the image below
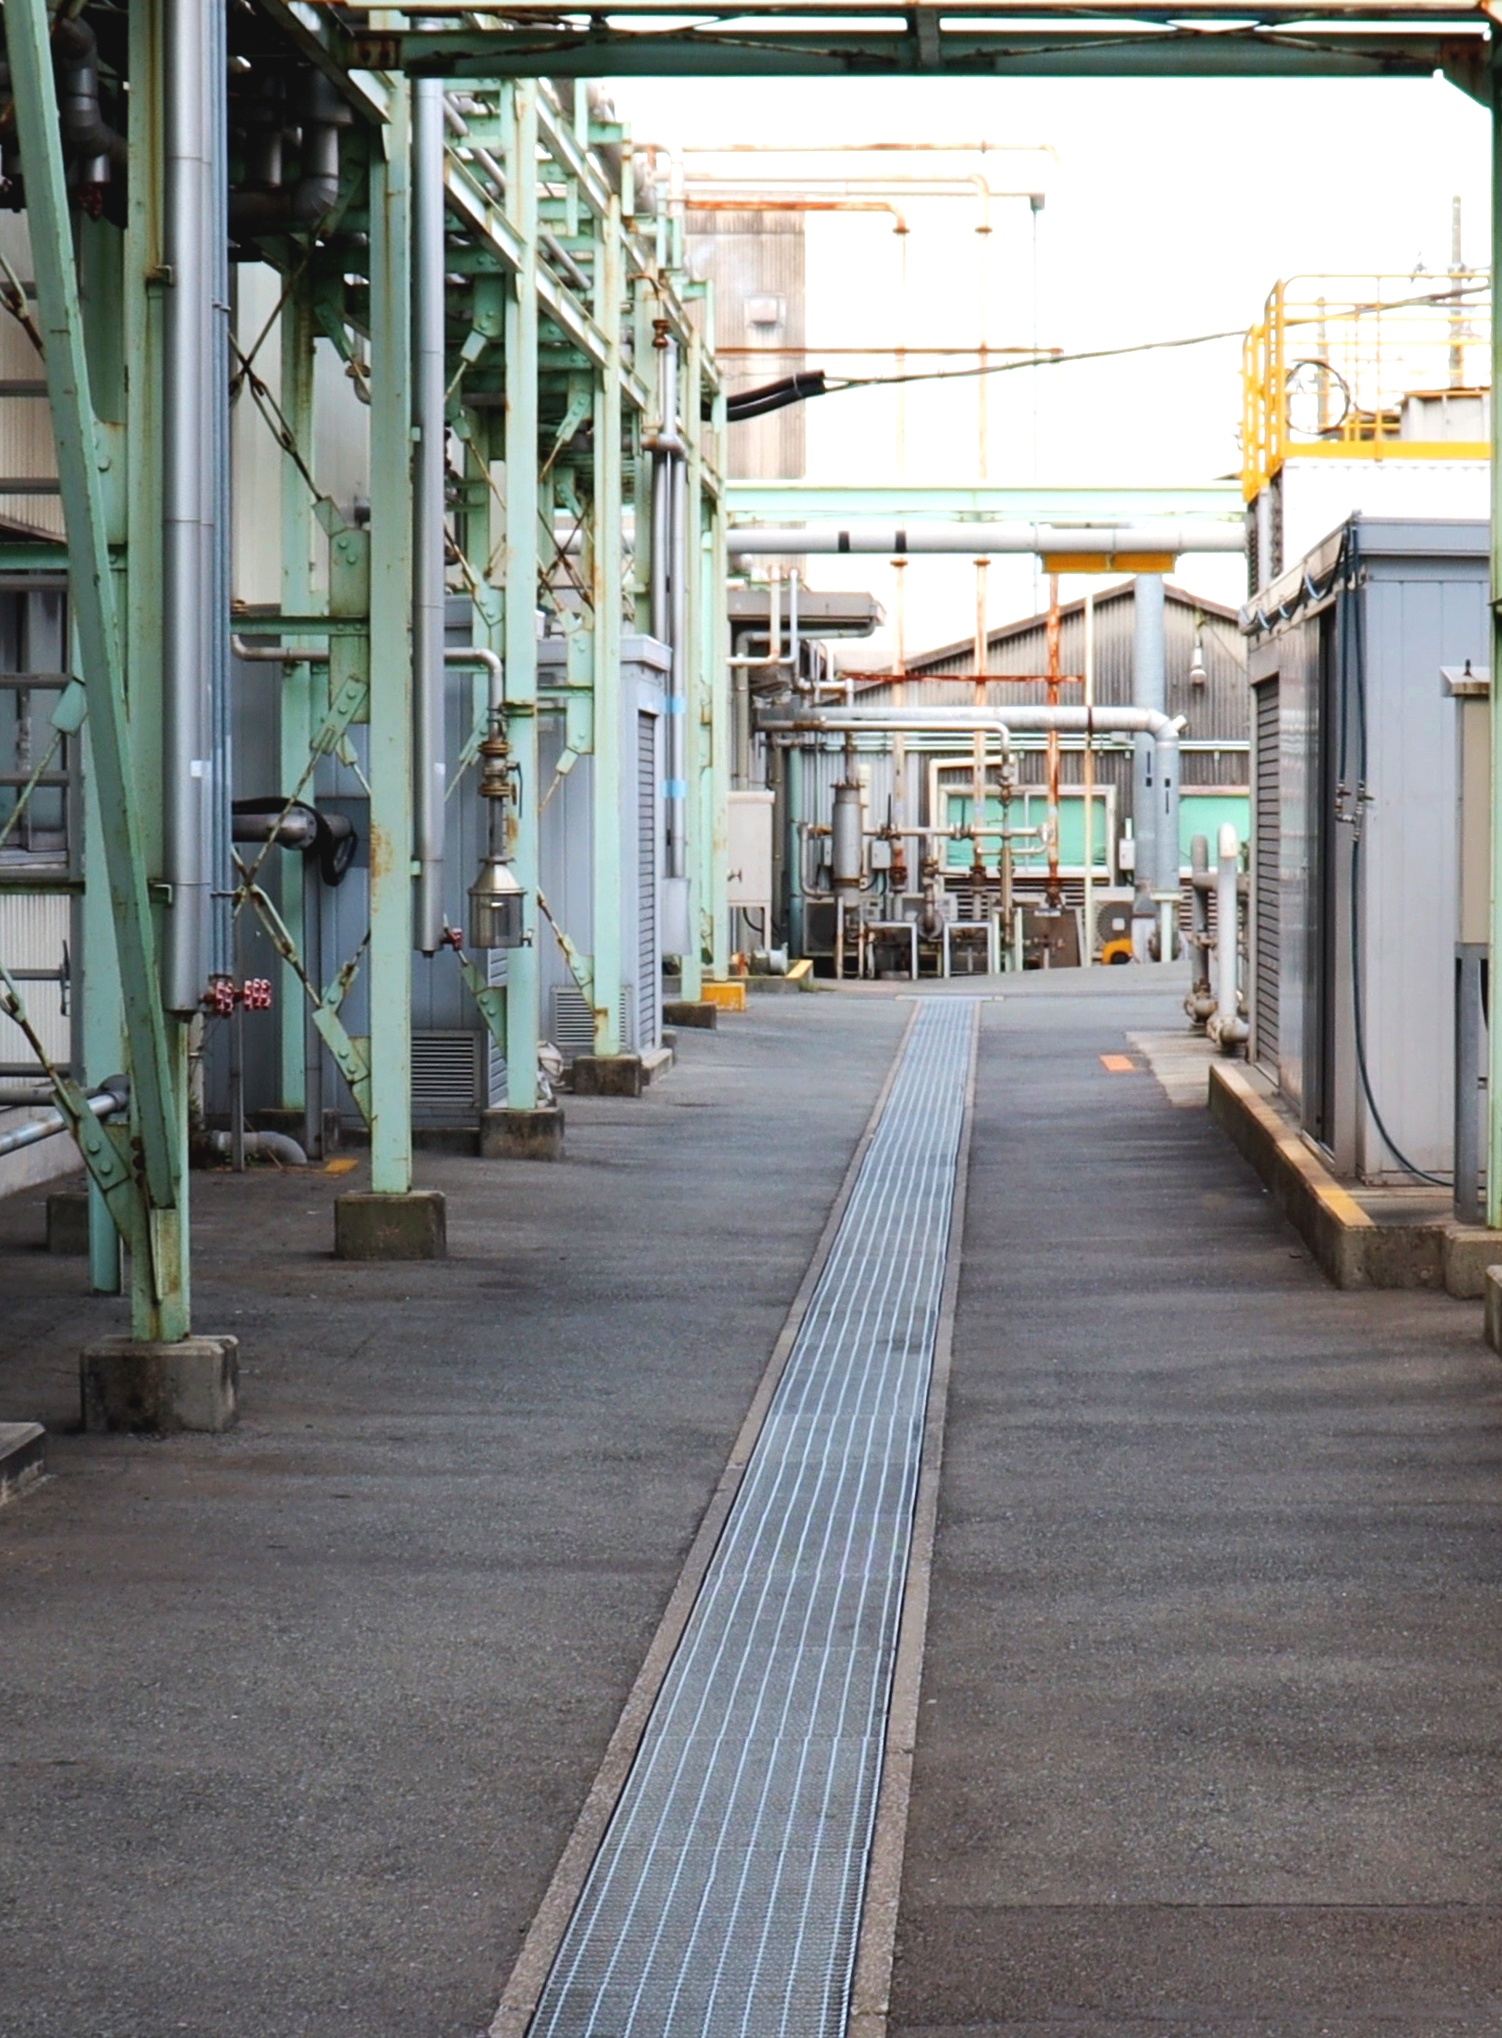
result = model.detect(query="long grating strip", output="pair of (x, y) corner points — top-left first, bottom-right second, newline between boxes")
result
(529, 997), (977, 2038)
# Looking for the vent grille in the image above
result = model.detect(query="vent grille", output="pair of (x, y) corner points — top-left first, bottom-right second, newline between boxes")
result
(550, 986), (632, 1061)
(1253, 680), (1280, 1070)
(411, 1032), (480, 1117)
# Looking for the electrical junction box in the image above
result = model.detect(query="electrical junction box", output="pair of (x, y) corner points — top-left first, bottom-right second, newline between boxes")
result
(728, 790), (775, 916)
(869, 837), (895, 872)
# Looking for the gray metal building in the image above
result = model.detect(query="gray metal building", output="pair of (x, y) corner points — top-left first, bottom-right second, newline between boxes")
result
(685, 211), (805, 481)
(1242, 516), (1489, 1183)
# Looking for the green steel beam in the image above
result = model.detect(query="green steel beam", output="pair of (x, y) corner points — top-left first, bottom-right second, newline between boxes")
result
(353, 24), (1485, 88)
(367, 83), (416, 1194)
(9, 0), (186, 1338)
(725, 482), (1246, 524)
(681, 317), (707, 1001)
(505, 82), (542, 1108)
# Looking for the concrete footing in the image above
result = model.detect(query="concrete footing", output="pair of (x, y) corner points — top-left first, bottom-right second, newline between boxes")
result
(572, 1054), (645, 1098)
(663, 1000), (718, 1030)
(46, 1188), (89, 1255)
(334, 1189), (447, 1260)
(1485, 1268), (1502, 1354)
(80, 1336), (239, 1434)
(0, 1420), (45, 1501)
(481, 1106), (565, 1161)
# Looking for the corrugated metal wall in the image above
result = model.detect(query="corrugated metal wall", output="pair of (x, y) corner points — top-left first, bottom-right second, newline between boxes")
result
(0, 216), (63, 543)
(686, 212), (804, 481)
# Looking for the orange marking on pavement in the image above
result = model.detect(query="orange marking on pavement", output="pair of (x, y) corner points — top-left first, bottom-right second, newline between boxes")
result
(1099, 1053), (1138, 1072)
(323, 1157), (359, 1175)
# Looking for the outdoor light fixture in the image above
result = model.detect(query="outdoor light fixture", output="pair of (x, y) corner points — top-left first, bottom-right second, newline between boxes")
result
(468, 715), (526, 948)
(469, 852), (526, 950)
(1189, 631), (1208, 688)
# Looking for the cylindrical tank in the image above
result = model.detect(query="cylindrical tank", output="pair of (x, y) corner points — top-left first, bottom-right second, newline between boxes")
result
(832, 781), (864, 888)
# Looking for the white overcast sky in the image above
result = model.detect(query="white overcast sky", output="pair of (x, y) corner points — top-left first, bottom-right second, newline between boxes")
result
(612, 72), (1491, 663)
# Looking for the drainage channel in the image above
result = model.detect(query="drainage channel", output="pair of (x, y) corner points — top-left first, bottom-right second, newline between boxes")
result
(527, 997), (978, 2038)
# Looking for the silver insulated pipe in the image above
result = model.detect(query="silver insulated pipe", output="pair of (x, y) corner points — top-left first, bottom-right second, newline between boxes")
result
(412, 78), (448, 955)
(161, 0), (219, 1012)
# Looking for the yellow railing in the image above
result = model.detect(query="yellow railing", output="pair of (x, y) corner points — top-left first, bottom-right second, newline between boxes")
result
(1241, 272), (1490, 501)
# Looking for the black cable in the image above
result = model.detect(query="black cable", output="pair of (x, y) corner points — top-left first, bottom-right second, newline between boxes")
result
(716, 281), (1490, 416)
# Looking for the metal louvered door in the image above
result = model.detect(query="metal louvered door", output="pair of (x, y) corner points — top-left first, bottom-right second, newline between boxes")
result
(638, 712), (658, 1051)
(1253, 679), (1280, 1073)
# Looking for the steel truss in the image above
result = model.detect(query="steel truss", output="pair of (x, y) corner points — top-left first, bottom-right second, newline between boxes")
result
(0, 5), (726, 1348)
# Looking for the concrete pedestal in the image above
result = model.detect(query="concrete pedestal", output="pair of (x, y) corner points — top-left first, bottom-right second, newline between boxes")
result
(81, 1336), (239, 1434)
(334, 1189), (447, 1261)
(0, 1420), (45, 1501)
(480, 1106), (565, 1161)
(46, 1188), (89, 1255)
(572, 1055), (645, 1099)
(663, 1000), (718, 1030)
(1484, 1267), (1502, 1355)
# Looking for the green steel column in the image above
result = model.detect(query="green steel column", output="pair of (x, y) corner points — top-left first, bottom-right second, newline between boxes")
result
(706, 460), (731, 982)
(279, 292), (317, 1110)
(504, 83), (541, 1106)
(1483, 59), (1491, 1222)
(11, 0), (186, 1338)
(591, 196), (625, 1055)
(366, 86), (415, 1193)
(680, 320), (706, 996)
(81, 749), (123, 1293)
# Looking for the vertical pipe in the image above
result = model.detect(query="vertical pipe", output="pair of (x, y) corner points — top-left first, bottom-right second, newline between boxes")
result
(1156, 723), (1182, 960)
(413, 79), (448, 955)
(504, 82), (541, 1109)
(1215, 822), (1239, 1024)
(591, 194), (624, 1056)
(786, 742), (805, 958)
(279, 294), (316, 1111)
(302, 853), (324, 1160)
(1132, 570), (1165, 897)
(207, 0), (231, 989)
(161, 0), (214, 1012)
(1044, 572), (1061, 898)
(366, 82), (416, 1191)
(1082, 589), (1095, 964)
(971, 558), (987, 873)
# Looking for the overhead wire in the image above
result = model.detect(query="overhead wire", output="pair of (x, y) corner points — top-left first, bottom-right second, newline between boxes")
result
(721, 282), (1491, 414)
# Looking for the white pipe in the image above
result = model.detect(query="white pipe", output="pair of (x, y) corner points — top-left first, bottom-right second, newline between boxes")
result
(728, 522), (1245, 557)
(208, 1128), (309, 1167)
(413, 78), (448, 956)
(0, 1083), (124, 1161)
(161, 0), (215, 1012)
(1208, 822), (1249, 1050)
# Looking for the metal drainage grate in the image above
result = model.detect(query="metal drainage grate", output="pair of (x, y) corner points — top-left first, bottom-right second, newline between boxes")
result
(529, 997), (977, 2038)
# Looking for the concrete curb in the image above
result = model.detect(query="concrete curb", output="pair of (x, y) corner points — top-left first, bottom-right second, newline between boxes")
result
(1209, 1062), (1500, 1295)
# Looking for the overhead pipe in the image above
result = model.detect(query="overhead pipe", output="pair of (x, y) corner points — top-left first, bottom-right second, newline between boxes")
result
(766, 705), (1183, 889)
(728, 522), (1244, 556)
(412, 78), (448, 955)
(227, 72), (351, 236)
(51, 17), (126, 180)
(161, 0), (216, 1013)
